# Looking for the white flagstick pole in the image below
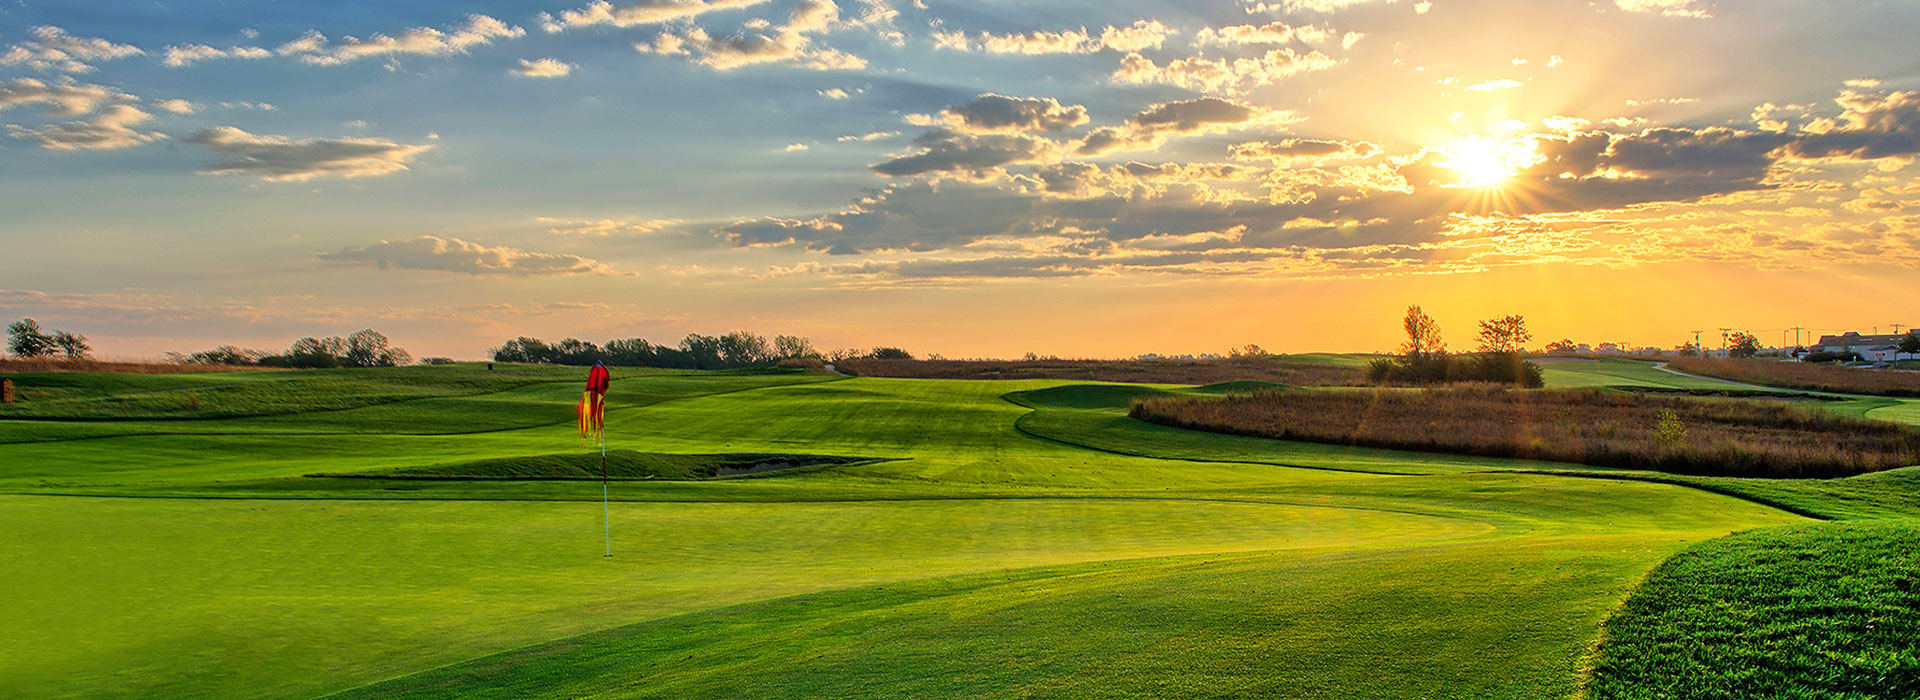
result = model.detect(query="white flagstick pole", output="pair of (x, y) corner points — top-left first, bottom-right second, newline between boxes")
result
(601, 413), (611, 558)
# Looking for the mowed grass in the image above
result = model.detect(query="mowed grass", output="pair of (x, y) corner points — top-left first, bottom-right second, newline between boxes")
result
(3, 362), (1912, 699)
(1585, 522), (1920, 699)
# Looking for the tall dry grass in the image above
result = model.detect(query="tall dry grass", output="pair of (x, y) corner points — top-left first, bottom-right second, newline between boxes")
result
(1131, 386), (1920, 478)
(1670, 357), (1920, 397)
(838, 357), (1360, 386)
(0, 358), (272, 374)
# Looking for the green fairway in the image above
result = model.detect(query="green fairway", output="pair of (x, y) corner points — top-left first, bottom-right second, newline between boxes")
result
(1, 363), (1914, 699)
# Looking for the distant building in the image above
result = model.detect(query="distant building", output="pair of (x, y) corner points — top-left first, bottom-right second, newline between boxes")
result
(1810, 332), (1908, 361)
(1812, 332), (1904, 352)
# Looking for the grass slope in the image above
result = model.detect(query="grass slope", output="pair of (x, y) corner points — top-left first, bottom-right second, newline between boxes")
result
(1586, 522), (1920, 699)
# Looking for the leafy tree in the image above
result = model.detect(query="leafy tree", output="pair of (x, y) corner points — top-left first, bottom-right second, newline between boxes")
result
(1728, 332), (1761, 359)
(774, 335), (817, 359)
(1475, 314), (1531, 354)
(1400, 305), (1445, 361)
(551, 338), (602, 365)
(603, 338), (657, 366)
(50, 331), (90, 359)
(679, 333), (724, 369)
(1678, 342), (1702, 358)
(1900, 332), (1920, 358)
(7, 318), (56, 358)
(491, 337), (551, 364)
(341, 329), (409, 367)
(717, 331), (773, 366)
(281, 336), (345, 368)
(185, 345), (264, 365)
(870, 347), (913, 360)
(1544, 338), (1578, 354)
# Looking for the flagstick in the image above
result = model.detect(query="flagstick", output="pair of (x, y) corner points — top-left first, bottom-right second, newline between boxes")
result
(600, 423), (611, 558)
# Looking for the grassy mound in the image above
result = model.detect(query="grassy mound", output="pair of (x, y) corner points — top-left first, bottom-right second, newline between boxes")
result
(322, 451), (880, 481)
(1586, 522), (1920, 699)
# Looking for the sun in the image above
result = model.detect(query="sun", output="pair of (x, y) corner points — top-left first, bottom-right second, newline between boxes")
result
(1435, 134), (1541, 188)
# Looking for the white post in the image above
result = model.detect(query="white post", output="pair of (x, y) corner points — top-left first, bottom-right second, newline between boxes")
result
(601, 430), (611, 558)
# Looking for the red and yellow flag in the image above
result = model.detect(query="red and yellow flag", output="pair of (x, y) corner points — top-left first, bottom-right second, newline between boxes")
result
(579, 362), (610, 440)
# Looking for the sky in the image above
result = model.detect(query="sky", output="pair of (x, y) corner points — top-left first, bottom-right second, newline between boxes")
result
(2, 0), (1917, 360)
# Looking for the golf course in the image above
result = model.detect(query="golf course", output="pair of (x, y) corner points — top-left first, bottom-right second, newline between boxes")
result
(4, 357), (1917, 699)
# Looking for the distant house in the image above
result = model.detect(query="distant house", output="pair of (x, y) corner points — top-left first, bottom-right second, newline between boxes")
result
(1811, 332), (1907, 361)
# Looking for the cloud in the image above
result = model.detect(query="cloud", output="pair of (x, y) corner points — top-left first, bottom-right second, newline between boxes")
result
(512, 57), (574, 77)
(912, 93), (1090, 134)
(870, 128), (1063, 178)
(0, 77), (129, 116)
(1193, 22), (1334, 47)
(540, 0), (771, 31)
(537, 217), (679, 235)
(183, 127), (434, 181)
(817, 87), (855, 99)
(5, 104), (161, 151)
(1243, 0), (1401, 12)
(161, 44), (271, 67)
(1112, 48), (1338, 94)
(1230, 138), (1382, 161)
(1615, 0), (1709, 18)
(1784, 89), (1920, 162)
(838, 130), (900, 142)
(151, 99), (198, 114)
(784, 142), (810, 151)
(0, 26), (142, 73)
(1464, 78), (1523, 92)
(276, 14), (524, 66)
(636, 0), (866, 71)
(931, 19), (1171, 54)
(1076, 97), (1298, 156)
(318, 235), (619, 275)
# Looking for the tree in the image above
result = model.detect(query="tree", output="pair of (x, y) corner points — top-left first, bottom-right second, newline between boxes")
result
(491, 337), (551, 364)
(1677, 342), (1702, 358)
(50, 331), (90, 359)
(7, 318), (56, 358)
(774, 335), (817, 359)
(870, 347), (913, 360)
(1544, 338), (1578, 354)
(717, 331), (772, 366)
(1400, 305), (1445, 361)
(679, 333), (724, 369)
(1728, 332), (1761, 359)
(283, 336), (345, 368)
(1475, 314), (1531, 354)
(185, 345), (263, 365)
(1901, 331), (1920, 359)
(342, 329), (409, 367)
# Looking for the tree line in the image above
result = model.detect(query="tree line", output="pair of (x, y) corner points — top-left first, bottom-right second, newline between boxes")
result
(6, 318), (92, 360)
(1368, 306), (1544, 387)
(490, 332), (911, 369)
(170, 329), (413, 368)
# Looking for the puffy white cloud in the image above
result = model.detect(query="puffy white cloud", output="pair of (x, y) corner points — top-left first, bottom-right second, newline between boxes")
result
(276, 14), (524, 66)
(636, 0), (866, 71)
(512, 57), (575, 77)
(1077, 97), (1300, 156)
(1112, 48), (1338, 94)
(540, 0), (771, 31)
(5, 104), (161, 151)
(1229, 138), (1382, 161)
(318, 235), (619, 275)
(1615, 0), (1709, 18)
(151, 98), (198, 114)
(932, 19), (1170, 54)
(1194, 22), (1332, 47)
(183, 127), (435, 181)
(161, 44), (271, 68)
(0, 26), (142, 73)
(0, 77), (129, 116)
(870, 129), (1063, 178)
(914, 93), (1090, 134)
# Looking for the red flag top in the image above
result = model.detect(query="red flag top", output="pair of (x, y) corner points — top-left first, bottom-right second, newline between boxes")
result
(586, 364), (611, 395)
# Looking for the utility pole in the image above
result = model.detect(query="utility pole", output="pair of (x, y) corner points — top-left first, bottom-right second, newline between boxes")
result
(1691, 330), (1703, 356)
(1895, 324), (1907, 335)
(1718, 328), (1732, 355)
